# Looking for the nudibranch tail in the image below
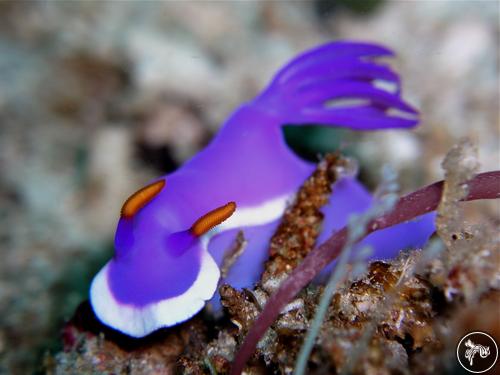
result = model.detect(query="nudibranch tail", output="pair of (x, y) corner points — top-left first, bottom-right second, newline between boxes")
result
(190, 202), (236, 236)
(120, 179), (165, 219)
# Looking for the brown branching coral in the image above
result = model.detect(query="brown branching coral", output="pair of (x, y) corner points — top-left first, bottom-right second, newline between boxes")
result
(216, 154), (347, 371)
(262, 154), (343, 281)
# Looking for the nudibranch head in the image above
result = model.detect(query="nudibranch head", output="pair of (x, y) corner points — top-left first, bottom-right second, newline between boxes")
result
(90, 180), (236, 337)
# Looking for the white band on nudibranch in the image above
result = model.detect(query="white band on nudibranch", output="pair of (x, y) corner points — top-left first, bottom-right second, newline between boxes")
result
(89, 250), (220, 338)
(217, 193), (293, 232)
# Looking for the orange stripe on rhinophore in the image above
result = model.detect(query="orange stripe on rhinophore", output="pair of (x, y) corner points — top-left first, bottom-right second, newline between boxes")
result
(121, 179), (166, 219)
(190, 202), (237, 236)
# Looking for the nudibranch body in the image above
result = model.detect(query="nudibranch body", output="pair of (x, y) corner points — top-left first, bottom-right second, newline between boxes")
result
(90, 41), (435, 337)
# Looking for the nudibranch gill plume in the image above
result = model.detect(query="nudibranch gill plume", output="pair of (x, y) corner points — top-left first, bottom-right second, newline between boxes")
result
(90, 41), (435, 337)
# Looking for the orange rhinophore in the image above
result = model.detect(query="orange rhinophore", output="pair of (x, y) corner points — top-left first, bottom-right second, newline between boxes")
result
(121, 179), (166, 219)
(190, 202), (236, 236)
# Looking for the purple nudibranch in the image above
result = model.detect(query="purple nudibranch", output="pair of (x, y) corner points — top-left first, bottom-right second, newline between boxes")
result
(90, 41), (435, 337)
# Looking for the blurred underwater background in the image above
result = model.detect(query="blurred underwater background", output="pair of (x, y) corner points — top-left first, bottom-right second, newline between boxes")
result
(0, 1), (498, 373)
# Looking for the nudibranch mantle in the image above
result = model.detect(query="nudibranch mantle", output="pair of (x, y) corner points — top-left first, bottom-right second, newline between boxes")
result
(90, 41), (435, 338)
